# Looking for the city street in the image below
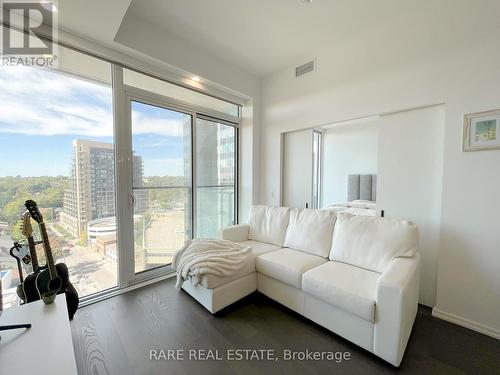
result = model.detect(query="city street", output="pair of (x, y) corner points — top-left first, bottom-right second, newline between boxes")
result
(144, 209), (185, 253)
(62, 244), (118, 297)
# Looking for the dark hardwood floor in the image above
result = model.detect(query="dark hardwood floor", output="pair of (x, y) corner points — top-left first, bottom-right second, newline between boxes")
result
(71, 277), (500, 375)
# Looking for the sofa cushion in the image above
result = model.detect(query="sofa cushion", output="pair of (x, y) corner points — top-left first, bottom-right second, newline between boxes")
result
(302, 261), (380, 322)
(256, 248), (327, 289)
(239, 240), (282, 256)
(329, 214), (418, 273)
(248, 205), (291, 246)
(283, 208), (337, 257)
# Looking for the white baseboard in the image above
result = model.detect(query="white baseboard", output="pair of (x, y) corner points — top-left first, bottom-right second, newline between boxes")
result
(432, 308), (500, 340)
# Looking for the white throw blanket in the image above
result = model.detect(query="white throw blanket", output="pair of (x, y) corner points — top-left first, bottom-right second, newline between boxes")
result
(173, 239), (252, 289)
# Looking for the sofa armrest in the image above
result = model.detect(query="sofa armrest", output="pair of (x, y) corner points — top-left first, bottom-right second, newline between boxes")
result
(219, 224), (250, 242)
(374, 253), (421, 367)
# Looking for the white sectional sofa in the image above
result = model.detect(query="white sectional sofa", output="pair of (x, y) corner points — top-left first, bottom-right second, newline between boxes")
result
(181, 205), (420, 367)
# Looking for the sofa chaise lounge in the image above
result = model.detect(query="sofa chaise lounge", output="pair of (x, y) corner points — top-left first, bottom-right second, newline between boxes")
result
(181, 205), (420, 366)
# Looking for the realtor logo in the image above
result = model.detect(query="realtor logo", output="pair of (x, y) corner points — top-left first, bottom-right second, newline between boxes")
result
(1, 0), (58, 66)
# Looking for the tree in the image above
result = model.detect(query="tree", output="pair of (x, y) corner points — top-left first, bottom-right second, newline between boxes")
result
(2, 198), (26, 225)
(0, 176), (68, 223)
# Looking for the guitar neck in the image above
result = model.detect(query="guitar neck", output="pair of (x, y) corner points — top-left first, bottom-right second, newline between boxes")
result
(39, 222), (57, 279)
(27, 235), (39, 271)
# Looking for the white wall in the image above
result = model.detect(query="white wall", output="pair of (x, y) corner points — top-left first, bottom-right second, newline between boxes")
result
(322, 122), (378, 206)
(261, 24), (500, 338)
(377, 105), (445, 306)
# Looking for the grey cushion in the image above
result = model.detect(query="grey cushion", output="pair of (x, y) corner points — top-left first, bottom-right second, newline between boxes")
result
(359, 175), (372, 201)
(347, 175), (360, 201)
(347, 174), (377, 202)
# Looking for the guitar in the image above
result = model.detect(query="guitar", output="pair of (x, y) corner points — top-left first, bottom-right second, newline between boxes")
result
(21, 211), (42, 273)
(15, 212), (45, 302)
(21, 200), (79, 319)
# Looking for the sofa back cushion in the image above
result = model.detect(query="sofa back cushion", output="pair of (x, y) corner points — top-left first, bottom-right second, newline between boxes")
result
(248, 205), (291, 246)
(329, 213), (418, 273)
(283, 208), (337, 257)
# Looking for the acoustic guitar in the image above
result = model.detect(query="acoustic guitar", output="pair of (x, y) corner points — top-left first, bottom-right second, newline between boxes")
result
(20, 200), (79, 319)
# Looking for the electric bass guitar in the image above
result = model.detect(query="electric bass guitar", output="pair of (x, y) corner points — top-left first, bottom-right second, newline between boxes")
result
(22, 210), (42, 273)
(20, 200), (79, 319)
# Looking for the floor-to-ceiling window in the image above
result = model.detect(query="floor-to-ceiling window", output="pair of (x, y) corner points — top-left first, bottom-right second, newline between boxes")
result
(0, 47), (118, 307)
(121, 69), (239, 282)
(0, 47), (240, 308)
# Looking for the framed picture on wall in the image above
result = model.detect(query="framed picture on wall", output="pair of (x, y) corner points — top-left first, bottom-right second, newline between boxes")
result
(463, 109), (500, 151)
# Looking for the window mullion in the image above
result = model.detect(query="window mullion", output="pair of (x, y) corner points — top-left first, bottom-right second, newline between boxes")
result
(112, 65), (134, 288)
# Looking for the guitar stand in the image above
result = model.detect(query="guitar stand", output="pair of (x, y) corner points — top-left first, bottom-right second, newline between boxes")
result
(0, 323), (32, 331)
(0, 323), (31, 342)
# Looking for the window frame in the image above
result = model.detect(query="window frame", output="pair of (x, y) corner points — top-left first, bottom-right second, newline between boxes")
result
(312, 129), (323, 209)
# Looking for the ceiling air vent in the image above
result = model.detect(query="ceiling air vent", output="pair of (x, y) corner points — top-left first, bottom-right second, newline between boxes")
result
(295, 60), (315, 77)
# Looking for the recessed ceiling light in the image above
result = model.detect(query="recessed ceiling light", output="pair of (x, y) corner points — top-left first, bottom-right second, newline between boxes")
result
(301, 0), (313, 3)
(191, 76), (201, 82)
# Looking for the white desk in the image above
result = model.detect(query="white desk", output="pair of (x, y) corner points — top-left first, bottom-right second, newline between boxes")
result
(0, 298), (78, 375)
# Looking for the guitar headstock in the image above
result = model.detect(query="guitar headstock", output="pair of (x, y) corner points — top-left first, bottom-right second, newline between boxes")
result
(25, 200), (43, 223)
(21, 211), (33, 237)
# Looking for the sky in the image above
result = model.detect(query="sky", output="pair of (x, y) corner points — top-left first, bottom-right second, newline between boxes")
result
(0, 66), (188, 177)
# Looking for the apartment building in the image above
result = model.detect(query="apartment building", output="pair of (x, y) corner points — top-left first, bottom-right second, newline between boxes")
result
(60, 139), (144, 238)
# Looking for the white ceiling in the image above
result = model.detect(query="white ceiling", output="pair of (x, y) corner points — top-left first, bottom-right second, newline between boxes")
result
(57, 0), (500, 78)
(122, 0), (495, 77)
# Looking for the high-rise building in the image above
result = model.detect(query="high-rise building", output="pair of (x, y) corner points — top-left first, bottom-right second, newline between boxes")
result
(195, 122), (235, 238)
(61, 139), (144, 238)
(217, 125), (235, 185)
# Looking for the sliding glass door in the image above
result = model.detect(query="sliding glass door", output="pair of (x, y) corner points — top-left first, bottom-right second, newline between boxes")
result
(127, 97), (193, 275)
(118, 76), (240, 284)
